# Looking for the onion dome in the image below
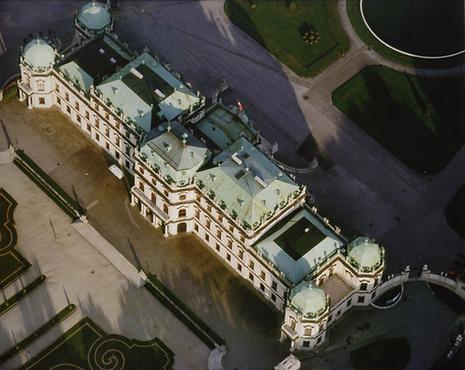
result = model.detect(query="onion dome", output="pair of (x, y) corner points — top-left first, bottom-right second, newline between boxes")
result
(23, 39), (55, 70)
(348, 236), (383, 271)
(76, 1), (111, 33)
(289, 281), (328, 318)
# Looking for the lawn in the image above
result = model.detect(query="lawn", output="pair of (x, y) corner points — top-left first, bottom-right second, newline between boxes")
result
(347, 0), (465, 68)
(224, 0), (350, 77)
(332, 65), (465, 174)
(350, 337), (410, 370)
(0, 188), (31, 289)
(21, 317), (174, 370)
(446, 184), (465, 239)
(275, 217), (326, 260)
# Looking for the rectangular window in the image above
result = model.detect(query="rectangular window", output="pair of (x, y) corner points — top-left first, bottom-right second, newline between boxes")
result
(226, 253), (231, 262)
(105, 112), (110, 120)
(206, 219), (211, 229)
(125, 147), (131, 156)
(218, 215), (223, 223)
(85, 111), (90, 120)
(238, 250), (244, 260)
(249, 260), (254, 269)
(303, 341), (310, 348)
(271, 293), (276, 302)
(115, 151), (120, 160)
(87, 124), (91, 132)
(66, 106), (71, 114)
(105, 142), (110, 151)
(347, 299), (352, 307)
(95, 133), (100, 141)
(56, 97), (61, 105)
(139, 182), (145, 191)
(260, 271), (266, 280)
(95, 119), (100, 129)
(65, 92), (69, 101)
(240, 235), (245, 243)
(205, 234), (210, 242)
(75, 102), (79, 110)
(194, 224), (199, 232)
(249, 273), (254, 281)
(237, 264), (242, 272)
(38, 97), (45, 105)
(360, 282), (368, 291)
(272, 281), (277, 291)
(260, 283), (265, 292)
(116, 137), (120, 147)
(55, 84), (59, 92)
(77, 115), (81, 123)
(228, 239), (233, 249)
(215, 243), (220, 252)
(195, 209), (200, 219)
(105, 127), (110, 137)
(317, 337), (322, 344)
(126, 160), (131, 169)
(358, 296), (365, 303)
(216, 230), (222, 239)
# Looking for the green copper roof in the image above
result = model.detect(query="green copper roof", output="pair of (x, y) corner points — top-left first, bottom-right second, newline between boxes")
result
(76, 1), (111, 32)
(139, 122), (211, 186)
(196, 104), (259, 150)
(289, 280), (328, 318)
(23, 39), (55, 69)
(97, 52), (200, 133)
(57, 35), (132, 92)
(59, 61), (93, 91)
(195, 137), (301, 229)
(348, 237), (383, 270)
(254, 207), (343, 284)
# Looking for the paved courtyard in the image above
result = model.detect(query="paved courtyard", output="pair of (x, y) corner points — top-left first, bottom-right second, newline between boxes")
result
(0, 161), (210, 370)
(0, 99), (288, 369)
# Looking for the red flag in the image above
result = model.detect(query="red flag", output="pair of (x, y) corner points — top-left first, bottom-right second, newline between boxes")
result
(237, 100), (244, 112)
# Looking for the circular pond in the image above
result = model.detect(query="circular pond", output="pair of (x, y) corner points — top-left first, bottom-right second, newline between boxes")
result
(360, 0), (465, 59)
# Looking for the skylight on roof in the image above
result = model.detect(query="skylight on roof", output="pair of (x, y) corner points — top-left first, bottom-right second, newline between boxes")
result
(231, 152), (242, 165)
(110, 57), (116, 64)
(154, 88), (166, 99)
(130, 67), (143, 79)
(99, 48), (105, 54)
(255, 175), (267, 188)
(235, 169), (245, 179)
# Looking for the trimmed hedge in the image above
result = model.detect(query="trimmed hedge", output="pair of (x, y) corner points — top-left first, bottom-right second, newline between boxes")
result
(145, 273), (225, 349)
(0, 304), (76, 363)
(14, 150), (85, 219)
(0, 275), (46, 316)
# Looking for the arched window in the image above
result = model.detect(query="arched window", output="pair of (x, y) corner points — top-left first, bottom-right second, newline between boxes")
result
(179, 194), (187, 201)
(37, 80), (45, 91)
(178, 208), (186, 218)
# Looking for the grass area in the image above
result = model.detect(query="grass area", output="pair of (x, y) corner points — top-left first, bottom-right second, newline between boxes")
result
(446, 184), (465, 239)
(0, 188), (31, 289)
(14, 149), (86, 219)
(0, 304), (76, 363)
(0, 275), (46, 316)
(145, 273), (225, 349)
(21, 317), (174, 370)
(224, 0), (350, 77)
(332, 65), (465, 174)
(275, 217), (326, 260)
(350, 337), (410, 370)
(1, 85), (18, 103)
(347, 0), (465, 69)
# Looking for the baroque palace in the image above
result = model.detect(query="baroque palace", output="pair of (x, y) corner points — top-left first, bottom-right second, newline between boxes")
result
(17, 1), (385, 351)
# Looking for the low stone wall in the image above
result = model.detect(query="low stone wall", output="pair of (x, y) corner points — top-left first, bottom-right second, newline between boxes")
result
(72, 219), (145, 287)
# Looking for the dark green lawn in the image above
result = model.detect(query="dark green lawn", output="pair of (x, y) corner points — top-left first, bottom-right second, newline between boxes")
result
(21, 318), (174, 370)
(446, 184), (465, 239)
(332, 65), (465, 174)
(225, 0), (350, 77)
(347, 0), (465, 68)
(351, 337), (410, 370)
(275, 218), (326, 260)
(0, 188), (31, 288)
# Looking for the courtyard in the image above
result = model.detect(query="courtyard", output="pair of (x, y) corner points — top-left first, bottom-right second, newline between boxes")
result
(0, 98), (288, 369)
